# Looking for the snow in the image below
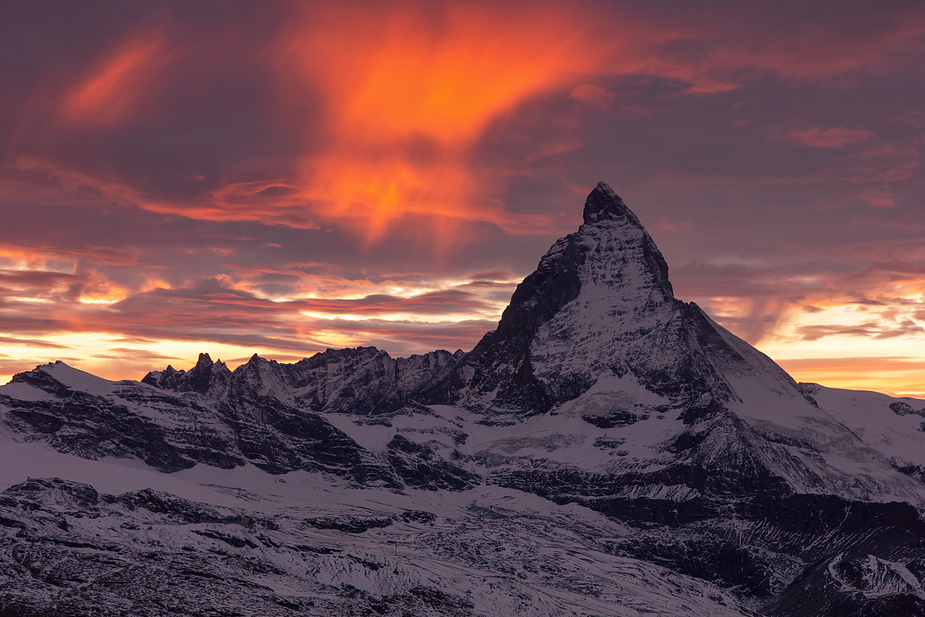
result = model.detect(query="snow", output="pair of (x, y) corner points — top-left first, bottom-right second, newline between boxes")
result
(0, 381), (55, 402)
(0, 416), (757, 616)
(0, 433), (250, 509)
(808, 384), (925, 466)
(529, 217), (678, 385)
(37, 360), (120, 396)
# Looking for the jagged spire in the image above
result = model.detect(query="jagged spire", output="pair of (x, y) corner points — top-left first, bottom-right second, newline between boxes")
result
(582, 181), (636, 225)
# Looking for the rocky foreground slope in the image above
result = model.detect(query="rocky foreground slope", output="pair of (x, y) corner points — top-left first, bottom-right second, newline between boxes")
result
(2, 183), (925, 616)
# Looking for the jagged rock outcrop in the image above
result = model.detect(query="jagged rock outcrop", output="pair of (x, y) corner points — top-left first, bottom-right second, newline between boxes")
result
(144, 347), (462, 414)
(458, 182), (680, 413)
(1, 361), (402, 483)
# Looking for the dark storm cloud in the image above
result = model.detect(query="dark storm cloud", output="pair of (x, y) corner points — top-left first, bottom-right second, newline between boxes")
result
(0, 270), (82, 287)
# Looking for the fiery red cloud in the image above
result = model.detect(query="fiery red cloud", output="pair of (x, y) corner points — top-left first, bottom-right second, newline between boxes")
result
(2, 1), (925, 392)
(280, 2), (619, 242)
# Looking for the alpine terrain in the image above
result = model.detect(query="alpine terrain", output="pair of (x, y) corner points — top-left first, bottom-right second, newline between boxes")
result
(2, 183), (925, 616)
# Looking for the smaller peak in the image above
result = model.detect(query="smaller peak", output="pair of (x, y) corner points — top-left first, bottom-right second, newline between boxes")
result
(582, 182), (639, 226)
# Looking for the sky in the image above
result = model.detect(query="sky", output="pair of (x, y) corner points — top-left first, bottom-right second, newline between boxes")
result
(2, 1), (925, 395)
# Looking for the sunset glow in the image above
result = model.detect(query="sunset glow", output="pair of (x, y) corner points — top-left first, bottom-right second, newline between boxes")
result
(283, 2), (619, 243)
(3, 1), (925, 394)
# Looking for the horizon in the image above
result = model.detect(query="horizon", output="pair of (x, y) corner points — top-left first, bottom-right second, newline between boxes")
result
(2, 1), (925, 396)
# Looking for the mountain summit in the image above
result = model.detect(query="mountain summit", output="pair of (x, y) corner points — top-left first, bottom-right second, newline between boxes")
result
(2, 184), (925, 616)
(456, 182), (799, 419)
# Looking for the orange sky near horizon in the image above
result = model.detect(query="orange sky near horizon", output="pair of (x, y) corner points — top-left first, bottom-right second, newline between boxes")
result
(2, 1), (925, 396)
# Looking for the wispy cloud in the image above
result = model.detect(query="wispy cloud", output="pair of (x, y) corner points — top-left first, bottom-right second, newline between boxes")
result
(784, 127), (874, 148)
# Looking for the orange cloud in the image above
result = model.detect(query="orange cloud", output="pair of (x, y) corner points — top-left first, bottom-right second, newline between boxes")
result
(279, 2), (640, 243)
(0, 243), (138, 268)
(288, 4), (613, 144)
(32, 2), (920, 249)
(61, 32), (168, 126)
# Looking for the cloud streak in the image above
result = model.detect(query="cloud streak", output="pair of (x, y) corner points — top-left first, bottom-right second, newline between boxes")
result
(61, 32), (169, 127)
(783, 127), (875, 148)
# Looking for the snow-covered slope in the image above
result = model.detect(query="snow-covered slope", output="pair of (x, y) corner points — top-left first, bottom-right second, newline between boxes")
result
(2, 183), (925, 617)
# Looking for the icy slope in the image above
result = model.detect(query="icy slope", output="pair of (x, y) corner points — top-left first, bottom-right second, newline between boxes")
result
(0, 435), (751, 617)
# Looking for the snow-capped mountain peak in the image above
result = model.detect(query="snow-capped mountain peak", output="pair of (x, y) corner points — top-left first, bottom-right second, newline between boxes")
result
(2, 183), (925, 616)
(458, 182), (789, 419)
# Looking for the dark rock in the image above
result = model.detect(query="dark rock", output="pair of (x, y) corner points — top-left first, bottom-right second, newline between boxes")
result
(111, 489), (226, 524)
(612, 534), (772, 595)
(755, 494), (925, 536)
(580, 409), (645, 428)
(303, 515), (393, 533)
(768, 551), (925, 617)
(386, 435), (480, 491)
(400, 510), (437, 524)
(408, 586), (474, 612)
(1, 363), (399, 484)
(3, 478), (99, 508)
(890, 401), (925, 417)
(192, 529), (259, 549)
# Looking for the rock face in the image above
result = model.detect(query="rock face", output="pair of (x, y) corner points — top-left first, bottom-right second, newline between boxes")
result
(2, 183), (925, 616)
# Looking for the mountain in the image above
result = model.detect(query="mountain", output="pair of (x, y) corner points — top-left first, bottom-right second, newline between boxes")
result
(2, 183), (925, 616)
